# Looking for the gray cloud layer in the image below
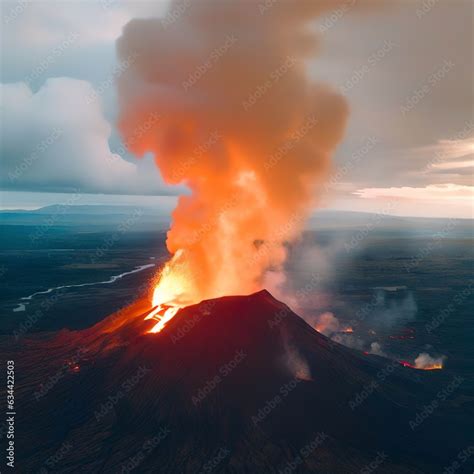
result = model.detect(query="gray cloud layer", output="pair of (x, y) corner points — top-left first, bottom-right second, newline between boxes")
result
(0, 78), (174, 195)
(0, 0), (472, 212)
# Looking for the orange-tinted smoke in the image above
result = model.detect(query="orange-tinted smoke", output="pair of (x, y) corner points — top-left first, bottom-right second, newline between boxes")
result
(116, 0), (350, 304)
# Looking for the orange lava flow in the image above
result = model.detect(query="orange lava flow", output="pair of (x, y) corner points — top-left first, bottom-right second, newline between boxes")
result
(144, 250), (198, 333)
(419, 363), (443, 370)
(399, 360), (443, 370)
(145, 305), (180, 334)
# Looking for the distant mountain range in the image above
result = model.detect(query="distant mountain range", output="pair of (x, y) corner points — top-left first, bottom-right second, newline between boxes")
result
(0, 205), (472, 235)
(0, 204), (166, 215)
(0, 205), (170, 228)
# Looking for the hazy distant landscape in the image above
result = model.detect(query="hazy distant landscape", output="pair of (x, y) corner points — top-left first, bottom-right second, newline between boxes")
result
(0, 206), (167, 334)
(1, 206), (472, 391)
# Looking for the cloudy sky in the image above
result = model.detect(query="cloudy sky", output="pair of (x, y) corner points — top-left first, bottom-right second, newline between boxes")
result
(0, 0), (472, 218)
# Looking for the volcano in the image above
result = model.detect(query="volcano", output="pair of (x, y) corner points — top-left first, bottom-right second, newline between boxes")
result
(4, 291), (472, 473)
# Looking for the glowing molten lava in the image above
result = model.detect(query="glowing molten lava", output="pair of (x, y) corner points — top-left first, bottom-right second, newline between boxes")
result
(399, 360), (443, 370)
(419, 362), (443, 371)
(424, 364), (443, 370)
(144, 250), (202, 333)
(145, 304), (180, 334)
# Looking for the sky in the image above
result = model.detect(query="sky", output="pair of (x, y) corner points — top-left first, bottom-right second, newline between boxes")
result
(0, 0), (472, 218)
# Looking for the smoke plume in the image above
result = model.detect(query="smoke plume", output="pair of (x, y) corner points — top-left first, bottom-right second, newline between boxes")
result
(116, 1), (349, 304)
(369, 342), (387, 357)
(414, 352), (446, 370)
(313, 312), (343, 336)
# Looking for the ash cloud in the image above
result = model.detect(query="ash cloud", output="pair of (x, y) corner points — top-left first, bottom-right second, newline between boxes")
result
(360, 291), (418, 329)
(368, 342), (387, 357)
(414, 352), (446, 370)
(116, 0), (352, 303)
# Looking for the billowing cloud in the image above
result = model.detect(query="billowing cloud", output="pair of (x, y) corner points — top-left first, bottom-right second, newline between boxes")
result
(353, 184), (473, 218)
(0, 78), (171, 195)
(1, 1), (165, 49)
(414, 352), (446, 370)
(427, 138), (474, 171)
(354, 183), (472, 201)
(114, 0), (351, 303)
(1, 0), (472, 218)
(369, 342), (387, 357)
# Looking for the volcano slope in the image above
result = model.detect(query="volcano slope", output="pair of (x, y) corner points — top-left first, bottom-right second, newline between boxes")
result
(3, 290), (473, 473)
